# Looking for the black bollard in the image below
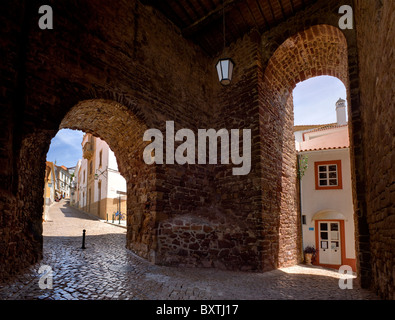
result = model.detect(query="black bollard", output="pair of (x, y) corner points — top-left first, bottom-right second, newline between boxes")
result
(81, 229), (86, 249)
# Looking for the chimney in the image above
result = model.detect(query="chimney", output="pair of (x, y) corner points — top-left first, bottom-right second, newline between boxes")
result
(336, 98), (347, 125)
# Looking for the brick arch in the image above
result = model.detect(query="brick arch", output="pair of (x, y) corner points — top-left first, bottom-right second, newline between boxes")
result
(259, 24), (350, 270)
(263, 24), (349, 98)
(11, 98), (159, 278)
(58, 99), (158, 262)
(59, 99), (148, 180)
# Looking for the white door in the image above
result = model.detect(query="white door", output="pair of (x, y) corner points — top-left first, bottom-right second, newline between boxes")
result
(318, 221), (341, 265)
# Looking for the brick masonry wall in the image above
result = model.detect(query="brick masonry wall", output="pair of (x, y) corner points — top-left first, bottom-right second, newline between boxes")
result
(155, 31), (265, 271)
(260, 22), (350, 270)
(0, 0), (215, 278)
(155, 17), (354, 271)
(0, 0), (23, 278)
(354, 0), (395, 300)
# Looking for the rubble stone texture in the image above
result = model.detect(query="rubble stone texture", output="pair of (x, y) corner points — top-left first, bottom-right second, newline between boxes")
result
(0, 0), (393, 299)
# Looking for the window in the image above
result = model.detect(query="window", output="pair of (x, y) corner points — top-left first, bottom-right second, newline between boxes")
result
(314, 160), (342, 190)
(319, 164), (337, 186)
(99, 150), (102, 168)
(89, 161), (93, 175)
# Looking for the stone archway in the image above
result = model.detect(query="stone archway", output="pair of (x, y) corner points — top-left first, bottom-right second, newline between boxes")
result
(9, 99), (159, 280)
(260, 24), (350, 269)
(59, 99), (159, 262)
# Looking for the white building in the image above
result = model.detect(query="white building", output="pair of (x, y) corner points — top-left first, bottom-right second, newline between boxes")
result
(75, 133), (127, 220)
(295, 98), (356, 271)
(43, 161), (56, 221)
(70, 160), (81, 206)
(55, 165), (72, 198)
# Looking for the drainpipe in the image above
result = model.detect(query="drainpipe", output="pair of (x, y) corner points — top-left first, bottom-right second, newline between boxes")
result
(297, 154), (304, 260)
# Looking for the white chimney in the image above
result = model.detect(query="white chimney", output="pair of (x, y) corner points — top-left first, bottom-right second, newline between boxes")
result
(336, 98), (347, 125)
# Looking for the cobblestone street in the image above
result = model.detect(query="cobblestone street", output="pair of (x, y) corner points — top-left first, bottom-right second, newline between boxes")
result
(0, 200), (379, 300)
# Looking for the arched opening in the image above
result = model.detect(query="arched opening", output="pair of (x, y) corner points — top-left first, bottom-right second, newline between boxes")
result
(59, 99), (157, 261)
(15, 99), (159, 275)
(261, 24), (352, 271)
(44, 128), (128, 225)
(293, 75), (356, 271)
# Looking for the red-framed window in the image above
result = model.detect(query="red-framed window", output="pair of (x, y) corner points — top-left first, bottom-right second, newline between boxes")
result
(314, 160), (342, 190)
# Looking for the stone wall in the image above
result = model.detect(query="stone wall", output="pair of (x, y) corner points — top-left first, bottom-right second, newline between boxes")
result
(0, 0), (23, 278)
(354, 0), (395, 300)
(0, 0), (215, 278)
(260, 22), (351, 270)
(156, 31), (265, 270)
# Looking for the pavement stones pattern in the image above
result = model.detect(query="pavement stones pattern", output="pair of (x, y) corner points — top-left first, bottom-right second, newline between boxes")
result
(0, 200), (379, 300)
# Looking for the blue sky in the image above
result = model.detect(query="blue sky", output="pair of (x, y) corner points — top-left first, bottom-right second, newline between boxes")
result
(293, 75), (347, 125)
(46, 129), (84, 168)
(46, 75), (347, 167)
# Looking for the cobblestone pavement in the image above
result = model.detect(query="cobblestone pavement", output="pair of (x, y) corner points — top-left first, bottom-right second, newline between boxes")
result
(0, 200), (379, 300)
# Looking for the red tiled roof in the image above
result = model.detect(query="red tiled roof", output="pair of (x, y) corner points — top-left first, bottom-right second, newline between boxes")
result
(299, 146), (349, 152)
(304, 123), (348, 133)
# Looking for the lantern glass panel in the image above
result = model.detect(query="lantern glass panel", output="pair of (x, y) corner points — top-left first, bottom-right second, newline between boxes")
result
(216, 58), (234, 85)
(216, 61), (222, 80)
(222, 60), (229, 79)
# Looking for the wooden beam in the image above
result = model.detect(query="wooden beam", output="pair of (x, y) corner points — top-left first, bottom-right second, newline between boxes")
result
(173, 0), (195, 25)
(289, 0), (295, 14)
(245, 0), (260, 30)
(267, 0), (276, 21)
(182, 0), (245, 37)
(255, 0), (270, 29)
(277, 0), (287, 20)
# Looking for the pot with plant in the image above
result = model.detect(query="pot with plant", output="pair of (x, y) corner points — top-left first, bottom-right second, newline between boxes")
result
(304, 246), (316, 265)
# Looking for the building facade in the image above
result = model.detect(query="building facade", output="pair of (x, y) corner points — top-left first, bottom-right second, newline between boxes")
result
(76, 133), (127, 220)
(54, 165), (72, 199)
(69, 162), (79, 206)
(295, 99), (356, 271)
(43, 161), (56, 221)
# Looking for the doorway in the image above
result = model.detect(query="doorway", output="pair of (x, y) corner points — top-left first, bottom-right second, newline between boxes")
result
(317, 221), (341, 265)
(315, 219), (347, 268)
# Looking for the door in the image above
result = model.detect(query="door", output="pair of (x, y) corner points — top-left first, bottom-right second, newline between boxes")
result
(318, 221), (341, 265)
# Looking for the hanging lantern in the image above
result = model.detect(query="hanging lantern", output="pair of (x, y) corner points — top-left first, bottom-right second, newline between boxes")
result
(216, 0), (235, 85)
(216, 58), (235, 85)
